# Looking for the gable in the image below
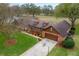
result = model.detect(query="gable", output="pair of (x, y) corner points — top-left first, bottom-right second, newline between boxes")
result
(44, 26), (59, 34)
(52, 20), (71, 37)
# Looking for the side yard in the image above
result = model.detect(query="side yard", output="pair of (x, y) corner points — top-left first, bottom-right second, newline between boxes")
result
(0, 32), (37, 56)
(48, 24), (79, 56)
(48, 35), (79, 56)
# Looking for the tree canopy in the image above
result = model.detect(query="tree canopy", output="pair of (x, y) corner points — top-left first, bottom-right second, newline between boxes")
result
(21, 3), (53, 16)
(54, 3), (79, 28)
(42, 5), (53, 16)
(21, 3), (41, 16)
(54, 3), (79, 20)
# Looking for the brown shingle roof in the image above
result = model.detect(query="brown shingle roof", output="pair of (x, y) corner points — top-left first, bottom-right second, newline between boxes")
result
(29, 20), (51, 29)
(29, 20), (71, 37)
(15, 16), (71, 37)
(52, 20), (71, 37)
(14, 16), (34, 26)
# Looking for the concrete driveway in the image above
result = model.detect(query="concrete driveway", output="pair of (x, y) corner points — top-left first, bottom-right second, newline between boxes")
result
(21, 38), (57, 56)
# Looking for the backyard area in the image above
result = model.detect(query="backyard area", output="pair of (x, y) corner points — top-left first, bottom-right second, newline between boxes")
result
(0, 32), (37, 56)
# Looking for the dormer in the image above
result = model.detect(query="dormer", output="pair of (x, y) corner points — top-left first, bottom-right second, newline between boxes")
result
(42, 22), (49, 27)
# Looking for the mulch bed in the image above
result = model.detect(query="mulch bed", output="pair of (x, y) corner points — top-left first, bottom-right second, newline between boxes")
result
(56, 42), (75, 50)
(4, 39), (17, 47)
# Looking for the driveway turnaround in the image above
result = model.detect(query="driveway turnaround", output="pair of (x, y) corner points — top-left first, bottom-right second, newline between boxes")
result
(21, 38), (57, 56)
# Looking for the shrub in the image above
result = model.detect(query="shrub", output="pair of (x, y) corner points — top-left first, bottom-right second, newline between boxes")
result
(62, 37), (75, 49)
(69, 27), (76, 35)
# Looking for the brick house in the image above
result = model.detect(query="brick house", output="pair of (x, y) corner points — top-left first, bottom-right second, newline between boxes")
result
(14, 17), (71, 43)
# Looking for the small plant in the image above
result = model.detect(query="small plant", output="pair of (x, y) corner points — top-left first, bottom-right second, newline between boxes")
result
(62, 36), (75, 49)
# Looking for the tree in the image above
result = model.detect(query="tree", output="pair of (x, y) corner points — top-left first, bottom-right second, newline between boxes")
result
(0, 3), (19, 25)
(0, 3), (20, 40)
(48, 5), (53, 16)
(9, 5), (22, 17)
(54, 3), (79, 35)
(0, 3), (10, 25)
(21, 3), (30, 14)
(0, 24), (19, 39)
(35, 6), (41, 15)
(42, 5), (53, 16)
(21, 3), (41, 17)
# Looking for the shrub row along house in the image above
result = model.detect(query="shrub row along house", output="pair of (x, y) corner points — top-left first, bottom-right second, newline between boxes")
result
(14, 16), (71, 43)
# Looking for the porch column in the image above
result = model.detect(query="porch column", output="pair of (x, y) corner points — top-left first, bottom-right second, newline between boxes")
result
(42, 31), (45, 38)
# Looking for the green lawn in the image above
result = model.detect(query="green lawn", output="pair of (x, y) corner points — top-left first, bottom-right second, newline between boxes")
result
(75, 24), (79, 35)
(0, 32), (37, 56)
(48, 24), (79, 56)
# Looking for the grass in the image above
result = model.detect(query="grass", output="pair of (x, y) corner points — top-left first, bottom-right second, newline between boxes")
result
(0, 32), (37, 56)
(36, 16), (79, 24)
(48, 24), (79, 56)
(48, 47), (68, 56)
(36, 16), (67, 23)
(75, 24), (79, 35)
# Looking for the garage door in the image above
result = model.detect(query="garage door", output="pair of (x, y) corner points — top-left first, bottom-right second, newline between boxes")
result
(45, 32), (58, 41)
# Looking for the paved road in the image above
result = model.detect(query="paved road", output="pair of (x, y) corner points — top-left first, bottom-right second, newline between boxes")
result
(21, 39), (57, 56)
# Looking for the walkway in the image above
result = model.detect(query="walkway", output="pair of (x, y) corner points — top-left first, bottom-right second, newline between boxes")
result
(21, 38), (57, 56)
